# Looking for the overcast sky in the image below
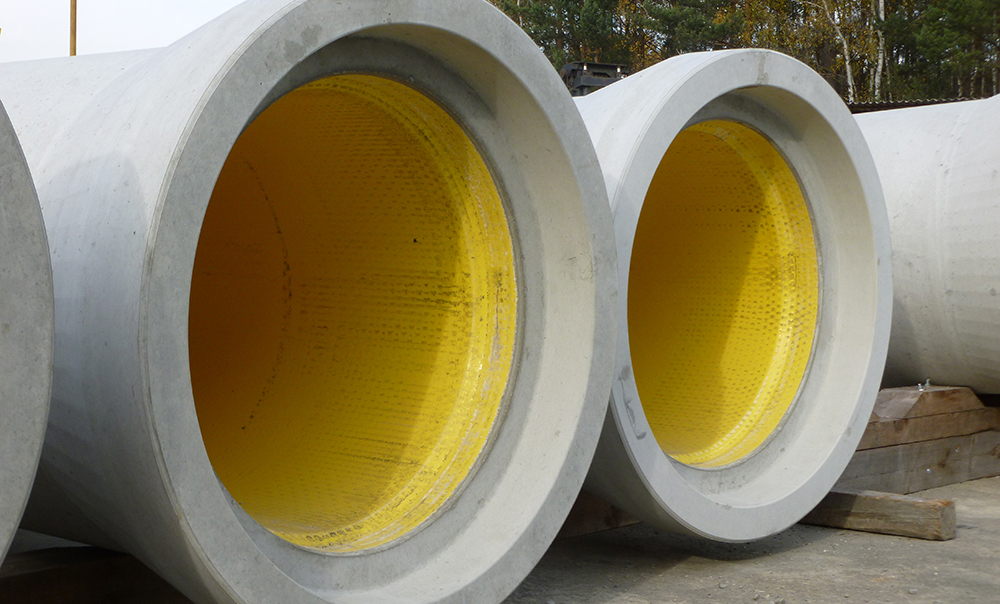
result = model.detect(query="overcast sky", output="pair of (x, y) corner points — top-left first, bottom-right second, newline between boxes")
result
(0, 0), (248, 63)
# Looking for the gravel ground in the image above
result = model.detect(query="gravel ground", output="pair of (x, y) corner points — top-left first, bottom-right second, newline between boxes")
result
(504, 477), (1000, 604)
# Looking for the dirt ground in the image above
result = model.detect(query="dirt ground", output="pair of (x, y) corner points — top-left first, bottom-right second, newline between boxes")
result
(504, 477), (999, 604)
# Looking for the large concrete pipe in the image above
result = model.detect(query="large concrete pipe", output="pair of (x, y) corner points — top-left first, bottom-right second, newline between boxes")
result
(0, 103), (54, 562)
(0, 0), (616, 601)
(577, 50), (892, 541)
(856, 96), (1000, 393)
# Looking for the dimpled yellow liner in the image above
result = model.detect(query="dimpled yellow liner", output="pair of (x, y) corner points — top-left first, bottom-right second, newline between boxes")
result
(628, 120), (818, 468)
(189, 75), (517, 552)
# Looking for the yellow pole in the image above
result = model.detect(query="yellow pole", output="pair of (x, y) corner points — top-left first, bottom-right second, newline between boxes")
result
(70, 0), (77, 56)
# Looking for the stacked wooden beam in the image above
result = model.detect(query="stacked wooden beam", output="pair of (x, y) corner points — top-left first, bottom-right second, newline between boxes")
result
(835, 386), (1000, 493)
(800, 386), (999, 540)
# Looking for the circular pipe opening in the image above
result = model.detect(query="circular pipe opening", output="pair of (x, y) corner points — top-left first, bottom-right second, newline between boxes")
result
(629, 120), (819, 468)
(1, 2), (616, 599)
(580, 50), (889, 542)
(189, 74), (517, 553)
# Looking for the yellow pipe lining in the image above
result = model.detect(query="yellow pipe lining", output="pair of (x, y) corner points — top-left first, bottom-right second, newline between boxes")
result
(628, 120), (819, 468)
(189, 75), (517, 552)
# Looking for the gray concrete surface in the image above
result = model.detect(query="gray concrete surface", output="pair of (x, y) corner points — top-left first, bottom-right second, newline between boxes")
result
(0, 100), (53, 565)
(505, 477), (999, 604)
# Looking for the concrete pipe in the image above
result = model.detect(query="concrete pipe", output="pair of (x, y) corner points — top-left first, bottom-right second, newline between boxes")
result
(0, 0), (616, 602)
(577, 50), (892, 541)
(856, 96), (1000, 393)
(0, 103), (54, 563)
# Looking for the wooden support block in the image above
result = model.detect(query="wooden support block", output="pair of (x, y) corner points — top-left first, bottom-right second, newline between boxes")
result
(970, 429), (1000, 478)
(840, 385), (1000, 493)
(557, 490), (640, 539)
(0, 547), (192, 603)
(801, 489), (956, 540)
(837, 430), (1000, 494)
(870, 386), (986, 422)
(858, 408), (1000, 450)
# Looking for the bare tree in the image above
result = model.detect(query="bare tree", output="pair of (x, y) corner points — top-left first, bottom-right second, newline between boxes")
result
(799, 0), (856, 102)
(872, 0), (885, 100)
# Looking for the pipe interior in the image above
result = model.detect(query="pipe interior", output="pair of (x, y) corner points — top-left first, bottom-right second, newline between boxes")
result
(628, 120), (818, 468)
(189, 74), (517, 553)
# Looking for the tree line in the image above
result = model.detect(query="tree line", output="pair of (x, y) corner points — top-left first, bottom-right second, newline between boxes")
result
(488, 0), (1000, 102)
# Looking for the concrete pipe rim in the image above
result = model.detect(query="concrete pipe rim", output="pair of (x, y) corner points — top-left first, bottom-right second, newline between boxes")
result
(603, 49), (891, 541)
(0, 103), (53, 562)
(143, 0), (615, 602)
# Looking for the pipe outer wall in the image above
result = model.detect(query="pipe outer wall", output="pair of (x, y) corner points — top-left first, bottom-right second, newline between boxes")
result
(0, 101), (54, 564)
(856, 96), (1000, 393)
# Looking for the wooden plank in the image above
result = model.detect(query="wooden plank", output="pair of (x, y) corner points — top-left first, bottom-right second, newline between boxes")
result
(858, 408), (1000, 449)
(837, 430), (1000, 494)
(971, 430), (1000, 479)
(0, 547), (192, 603)
(557, 490), (640, 539)
(872, 386), (984, 421)
(800, 489), (956, 540)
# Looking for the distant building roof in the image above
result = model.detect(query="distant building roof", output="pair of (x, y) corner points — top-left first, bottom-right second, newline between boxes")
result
(848, 97), (976, 113)
(559, 62), (629, 97)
